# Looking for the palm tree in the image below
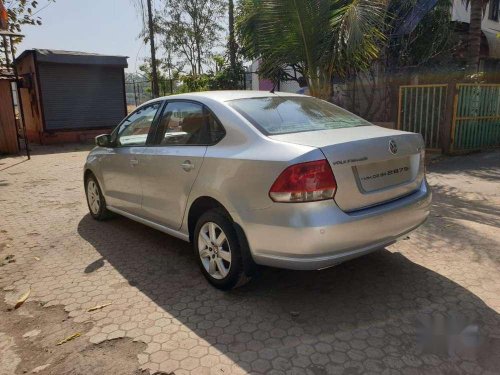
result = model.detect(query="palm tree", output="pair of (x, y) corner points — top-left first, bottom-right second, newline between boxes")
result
(464, 0), (489, 70)
(236, 0), (387, 99)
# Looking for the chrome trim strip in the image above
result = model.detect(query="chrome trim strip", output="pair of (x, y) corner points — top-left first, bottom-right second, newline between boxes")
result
(107, 206), (190, 242)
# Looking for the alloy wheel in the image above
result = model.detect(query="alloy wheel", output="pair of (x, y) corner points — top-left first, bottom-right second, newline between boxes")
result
(86, 179), (101, 215)
(198, 222), (232, 280)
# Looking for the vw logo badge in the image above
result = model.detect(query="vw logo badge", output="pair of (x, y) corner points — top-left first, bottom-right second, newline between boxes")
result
(389, 140), (398, 155)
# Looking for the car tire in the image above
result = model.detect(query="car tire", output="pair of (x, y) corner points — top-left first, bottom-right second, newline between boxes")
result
(193, 209), (250, 290)
(85, 174), (112, 221)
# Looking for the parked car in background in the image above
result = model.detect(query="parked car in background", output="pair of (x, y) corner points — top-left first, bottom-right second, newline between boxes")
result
(84, 91), (432, 290)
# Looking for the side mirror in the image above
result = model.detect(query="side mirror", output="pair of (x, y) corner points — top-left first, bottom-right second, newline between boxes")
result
(95, 134), (112, 147)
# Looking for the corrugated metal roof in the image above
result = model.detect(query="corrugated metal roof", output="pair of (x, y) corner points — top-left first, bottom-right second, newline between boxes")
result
(0, 69), (15, 80)
(15, 49), (128, 67)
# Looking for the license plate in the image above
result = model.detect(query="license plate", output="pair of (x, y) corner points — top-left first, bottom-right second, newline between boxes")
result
(355, 158), (412, 192)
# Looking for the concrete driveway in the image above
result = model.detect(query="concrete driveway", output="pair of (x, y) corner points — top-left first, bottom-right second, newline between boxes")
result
(0, 146), (499, 375)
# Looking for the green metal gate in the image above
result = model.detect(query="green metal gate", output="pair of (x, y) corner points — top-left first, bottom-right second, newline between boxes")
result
(398, 84), (447, 150)
(451, 84), (500, 152)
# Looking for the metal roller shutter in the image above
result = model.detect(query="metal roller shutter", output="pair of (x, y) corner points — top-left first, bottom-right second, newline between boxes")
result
(38, 63), (125, 131)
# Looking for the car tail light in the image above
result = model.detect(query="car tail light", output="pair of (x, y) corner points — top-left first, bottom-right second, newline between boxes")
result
(269, 160), (337, 203)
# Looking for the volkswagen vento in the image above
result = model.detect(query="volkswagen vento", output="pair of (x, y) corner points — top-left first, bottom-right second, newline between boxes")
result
(84, 91), (431, 289)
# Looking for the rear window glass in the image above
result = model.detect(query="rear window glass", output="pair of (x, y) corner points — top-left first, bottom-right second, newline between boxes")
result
(228, 96), (370, 135)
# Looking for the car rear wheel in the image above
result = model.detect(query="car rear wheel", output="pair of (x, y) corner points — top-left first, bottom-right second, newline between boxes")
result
(194, 210), (249, 290)
(85, 174), (111, 220)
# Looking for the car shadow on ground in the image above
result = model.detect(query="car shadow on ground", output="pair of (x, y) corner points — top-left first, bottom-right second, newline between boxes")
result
(416, 182), (500, 267)
(421, 152), (500, 267)
(77, 213), (500, 373)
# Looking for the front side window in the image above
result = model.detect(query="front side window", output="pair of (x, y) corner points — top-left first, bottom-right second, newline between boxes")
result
(156, 101), (224, 145)
(228, 96), (370, 135)
(116, 102), (162, 146)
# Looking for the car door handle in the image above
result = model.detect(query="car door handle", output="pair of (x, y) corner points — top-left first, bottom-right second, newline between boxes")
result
(181, 161), (195, 172)
(129, 158), (139, 166)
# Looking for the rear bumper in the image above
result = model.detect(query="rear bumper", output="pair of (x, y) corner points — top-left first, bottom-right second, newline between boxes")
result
(238, 179), (431, 270)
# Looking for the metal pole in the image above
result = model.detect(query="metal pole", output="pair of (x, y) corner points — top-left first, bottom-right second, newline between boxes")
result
(9, 35), (30, 159)
(228, 0), (236, 71)
(133, 80), (138, 107)
(146, 0), (159, 98)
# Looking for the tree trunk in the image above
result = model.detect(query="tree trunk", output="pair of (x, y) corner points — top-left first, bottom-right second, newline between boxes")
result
(308, 69), (332, 101)
(193, 12), (202, 75)
(146, 0), (159, 97)
(228, 0), (236, 71)
(467, 0), (484, 71)
(197, 43), (202, 75)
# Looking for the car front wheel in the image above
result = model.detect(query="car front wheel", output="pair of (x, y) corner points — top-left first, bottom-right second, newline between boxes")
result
(193, 210), (249, 290)
(85, 174), (111, 220)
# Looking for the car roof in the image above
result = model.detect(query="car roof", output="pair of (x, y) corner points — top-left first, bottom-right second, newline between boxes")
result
(146, 90), (305, 105)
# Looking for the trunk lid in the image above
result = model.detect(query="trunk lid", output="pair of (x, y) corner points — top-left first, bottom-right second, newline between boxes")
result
(270, 126), (425, 212)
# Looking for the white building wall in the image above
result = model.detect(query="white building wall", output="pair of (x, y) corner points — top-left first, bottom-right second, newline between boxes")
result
(248, 60), (302, 93)
(250, 60), (260, 91)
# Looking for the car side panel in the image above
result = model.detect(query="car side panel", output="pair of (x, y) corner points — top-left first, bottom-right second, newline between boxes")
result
(181, 138), (324, 234)
(138, 146), (207, 230)
(84, 148), (128, 207)
(96, 147), (146, 215)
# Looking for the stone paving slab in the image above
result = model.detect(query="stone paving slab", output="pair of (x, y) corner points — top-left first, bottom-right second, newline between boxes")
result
(0, 146), (499, 374)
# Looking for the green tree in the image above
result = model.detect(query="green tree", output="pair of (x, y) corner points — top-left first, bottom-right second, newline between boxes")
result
(208, 57), (245, 89)
(176, 55), (245, 92)
(236, 0), (387, 99)
(158, 0), (227, 75)
(391, 0), (490, 72)
(138, 59), (179, 95)
(388, 0), (460, 69)
(0, 0), (55, 66)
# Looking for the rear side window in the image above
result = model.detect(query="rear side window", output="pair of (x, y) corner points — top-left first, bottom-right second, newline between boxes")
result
(228, 96), (370, 135)
(158, 102), (206, 145)
(155, 101), (225, 145)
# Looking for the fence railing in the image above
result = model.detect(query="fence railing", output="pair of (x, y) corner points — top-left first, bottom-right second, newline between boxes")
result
(451, 83), (500, 152)
(125, 79), (183, 108)
(125, 73), (253, 110)
(397, 84), (447, 150)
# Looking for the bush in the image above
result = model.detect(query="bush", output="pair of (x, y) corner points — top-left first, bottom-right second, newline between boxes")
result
(179, 63), (246, 92)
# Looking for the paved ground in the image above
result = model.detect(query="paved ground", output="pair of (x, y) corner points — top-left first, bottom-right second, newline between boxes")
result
(0, 145), (499, 375)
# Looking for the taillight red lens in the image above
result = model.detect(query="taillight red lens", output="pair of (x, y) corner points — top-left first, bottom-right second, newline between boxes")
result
(269, 160), (337, 202)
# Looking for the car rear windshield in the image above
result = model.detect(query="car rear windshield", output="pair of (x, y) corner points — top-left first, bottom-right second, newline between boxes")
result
(228, 96), (370, 135)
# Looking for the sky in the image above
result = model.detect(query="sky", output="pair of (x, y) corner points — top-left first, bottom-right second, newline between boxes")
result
(17, 0), (148, 73)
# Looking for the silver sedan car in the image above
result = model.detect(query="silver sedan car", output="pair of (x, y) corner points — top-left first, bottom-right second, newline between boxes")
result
(84, 91), (431, 289)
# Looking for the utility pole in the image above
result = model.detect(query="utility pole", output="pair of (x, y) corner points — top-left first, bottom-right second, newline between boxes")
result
(228, 0), (236, 71)
(146, 0), (159, 97)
